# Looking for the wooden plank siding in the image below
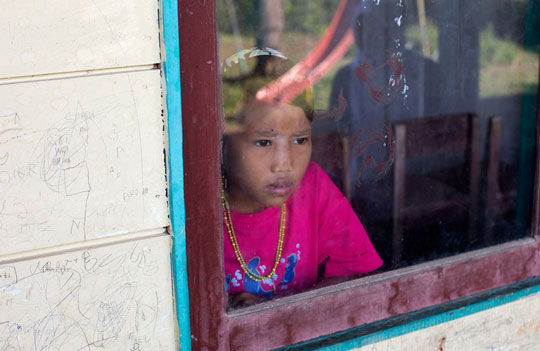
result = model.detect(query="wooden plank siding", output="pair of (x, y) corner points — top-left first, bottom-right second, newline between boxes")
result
(0, 0), (160, 78)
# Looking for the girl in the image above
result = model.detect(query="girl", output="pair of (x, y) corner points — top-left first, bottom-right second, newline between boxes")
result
(222, 100), (382, 307)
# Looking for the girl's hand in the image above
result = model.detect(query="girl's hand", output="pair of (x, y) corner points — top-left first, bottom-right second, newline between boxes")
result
(229, 292), (264, 308)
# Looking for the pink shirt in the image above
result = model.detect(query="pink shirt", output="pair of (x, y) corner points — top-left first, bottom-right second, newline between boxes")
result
(224, 162), (382, 297)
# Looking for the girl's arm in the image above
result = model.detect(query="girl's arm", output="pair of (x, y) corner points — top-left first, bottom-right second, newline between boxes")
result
(313, 163), (383, 278)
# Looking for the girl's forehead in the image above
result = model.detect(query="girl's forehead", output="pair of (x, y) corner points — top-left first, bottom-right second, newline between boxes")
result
(242, 102), (309, 130)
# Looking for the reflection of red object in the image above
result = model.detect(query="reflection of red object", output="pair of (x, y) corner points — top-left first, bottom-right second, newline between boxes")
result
(256, 0), (357, 104)
(387, 54), (403, 77)
(353, 53), (404, 105)
(354, 63), (370, 82)
(313, 89), (347, 122)
(350, 123), (395, 181)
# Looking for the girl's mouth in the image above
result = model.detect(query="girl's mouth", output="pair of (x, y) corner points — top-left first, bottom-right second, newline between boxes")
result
(266, 179), (294, 196)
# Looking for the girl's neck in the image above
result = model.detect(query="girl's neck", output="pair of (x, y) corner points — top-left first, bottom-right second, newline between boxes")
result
(224, 188), (267, 214)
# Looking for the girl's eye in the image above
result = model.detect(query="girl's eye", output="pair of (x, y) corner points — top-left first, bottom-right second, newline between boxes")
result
(293, 137), (309, 145)
(255, 140), (271, 147)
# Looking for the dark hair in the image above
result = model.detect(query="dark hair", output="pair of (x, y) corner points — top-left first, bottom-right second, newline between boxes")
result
(223, 73), (314, 124)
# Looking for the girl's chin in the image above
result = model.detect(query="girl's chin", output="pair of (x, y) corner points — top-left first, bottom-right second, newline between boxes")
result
(227, 193), (289, 213)
(263, 196), (289, 209)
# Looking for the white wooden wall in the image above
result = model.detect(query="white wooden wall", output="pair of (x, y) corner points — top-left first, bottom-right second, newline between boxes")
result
(0, 1), (176, 350)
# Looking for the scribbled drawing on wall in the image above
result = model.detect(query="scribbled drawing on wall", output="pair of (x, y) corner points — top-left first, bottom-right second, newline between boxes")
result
(0, 70), (168, 255)
(0, 236), (175, 351)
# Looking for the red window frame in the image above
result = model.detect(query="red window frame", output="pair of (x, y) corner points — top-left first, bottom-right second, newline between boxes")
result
(178, 1), (540, 349)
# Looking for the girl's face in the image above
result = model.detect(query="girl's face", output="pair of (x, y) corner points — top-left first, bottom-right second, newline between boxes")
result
(224, 102), (312, 214)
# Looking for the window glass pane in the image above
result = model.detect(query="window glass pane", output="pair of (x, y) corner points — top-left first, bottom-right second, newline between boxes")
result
(217, 0), (539, 307)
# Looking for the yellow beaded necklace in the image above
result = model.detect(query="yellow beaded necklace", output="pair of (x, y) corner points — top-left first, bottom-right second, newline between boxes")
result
(221, 185), (286, 282)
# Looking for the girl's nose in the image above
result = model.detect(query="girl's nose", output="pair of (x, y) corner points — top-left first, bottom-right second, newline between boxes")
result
(271, 145), (293, 173)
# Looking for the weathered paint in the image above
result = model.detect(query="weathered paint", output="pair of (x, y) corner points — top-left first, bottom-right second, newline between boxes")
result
(178, 0), (540, 349)
(163, 0), (191, 349)
(224, 239), (540, 350)
(178, 0), (229, 350)
(323, 284), (540, 350)
(281, 278), (540, 350)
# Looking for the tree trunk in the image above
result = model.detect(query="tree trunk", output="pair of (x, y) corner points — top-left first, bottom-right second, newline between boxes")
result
(254, 0), (284, 76)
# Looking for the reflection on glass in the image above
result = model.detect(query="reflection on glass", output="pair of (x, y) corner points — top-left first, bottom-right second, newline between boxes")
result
(222, 99), (382, 308)
(218, 0), (540, 306)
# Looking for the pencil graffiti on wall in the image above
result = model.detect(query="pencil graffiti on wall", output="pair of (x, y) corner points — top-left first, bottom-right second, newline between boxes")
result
(0, 70), (168, 256)
(0, 236), (175, 351)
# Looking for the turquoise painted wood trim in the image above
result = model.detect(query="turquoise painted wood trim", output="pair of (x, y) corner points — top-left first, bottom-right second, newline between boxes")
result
(316, 283), (540, 351)
(162, 0), (191, 349)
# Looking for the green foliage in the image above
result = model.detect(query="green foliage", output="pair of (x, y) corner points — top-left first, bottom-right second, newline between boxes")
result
(218, 0), (341, 37)
(283, 0), (341, 35)
(480, 24), (519, 66)
(478, 24), (539, 98)
(404, 20), (439, 60)
(217, 0), (257, 35)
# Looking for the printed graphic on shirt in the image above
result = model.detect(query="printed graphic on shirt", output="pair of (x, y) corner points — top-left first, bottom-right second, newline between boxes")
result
(244, 257), (273, 298)
(278, 253), (297, 290)
(225, 243), (302, 296)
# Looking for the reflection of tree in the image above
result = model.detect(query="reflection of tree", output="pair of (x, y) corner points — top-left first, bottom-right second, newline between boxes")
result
(254, 0), (284, 76)
(219, 0), (286, 118)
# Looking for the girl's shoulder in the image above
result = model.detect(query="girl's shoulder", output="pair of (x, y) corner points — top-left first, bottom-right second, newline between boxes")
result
(302, 162), (334, 188)
(292, 162), (337, 203)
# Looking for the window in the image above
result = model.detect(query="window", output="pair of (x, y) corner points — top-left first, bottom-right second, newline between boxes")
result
(179, 0), (540, 349)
